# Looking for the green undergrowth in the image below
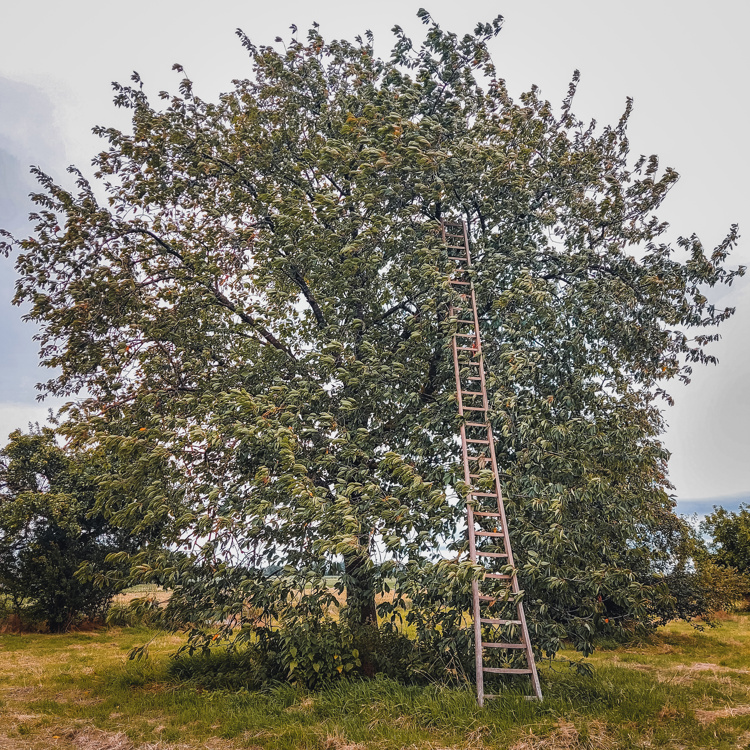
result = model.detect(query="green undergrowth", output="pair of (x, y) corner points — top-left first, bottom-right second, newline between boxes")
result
(0, 616), (749, 748)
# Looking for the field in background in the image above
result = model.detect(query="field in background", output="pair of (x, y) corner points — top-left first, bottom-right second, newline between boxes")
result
(0, 614), (749, 749)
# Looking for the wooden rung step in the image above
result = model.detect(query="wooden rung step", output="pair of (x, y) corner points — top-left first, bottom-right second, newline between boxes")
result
(450, 280), (471, 286)
(448, 256), (469, 261)
(455, 319), (475, 324)
(475, 551), (508, 558)
(475, 531), (504, 538)
(456, 333), (478, 339)
(484, 572), (512, 579)
(466, 438), (489, 444)
(483, 643), (527, 649)
(483, 667), (533, 675)
(473, 510), (501, 517)
(465, 421), (489, 427)
(461, 390), (483, 395)
(480, 618), (521, 625)
(463, 406), (487, 412)
(469, 492), (498, 498)
(478, 595), (505, 602)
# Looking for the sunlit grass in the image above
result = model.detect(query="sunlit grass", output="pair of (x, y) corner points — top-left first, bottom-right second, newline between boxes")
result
(1, 615), (749, 748)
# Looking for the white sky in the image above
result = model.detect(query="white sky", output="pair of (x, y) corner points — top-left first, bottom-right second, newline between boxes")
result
(0, 0), (748, 507)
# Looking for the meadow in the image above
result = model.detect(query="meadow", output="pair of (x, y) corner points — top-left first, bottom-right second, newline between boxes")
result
(0, 613), (749, 749)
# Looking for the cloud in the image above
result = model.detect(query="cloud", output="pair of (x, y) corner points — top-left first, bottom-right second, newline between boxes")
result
(0, 76), (64, 405)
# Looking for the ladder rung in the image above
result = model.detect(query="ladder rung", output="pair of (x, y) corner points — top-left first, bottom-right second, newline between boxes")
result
(465, 421), (489, 427)
(469, 491), (498, 497)
(475, 531), (504, 538)
(480, 618), (521, 625)
(483, 643), (527, 649)
(461, 390), (483, 396)
(483, 667), (533, 675)
(455, 319), (475, 324)
(455, 333), (478, 339)
(478, 594), (504, 602)
(475, 551), (508, 558)
(450, 280), (471, 286)
(466, 455), (489, 461)
(456, 346), (479, 351)
(466, 438), (489, 444)
(448, 256), (469, 262)
(473, 511), (501, 517)
(484, 572), (512, 579)
(463, 406), (487, 412)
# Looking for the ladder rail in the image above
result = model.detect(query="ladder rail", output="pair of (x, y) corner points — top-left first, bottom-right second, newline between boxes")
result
(443, 218), (542, 704)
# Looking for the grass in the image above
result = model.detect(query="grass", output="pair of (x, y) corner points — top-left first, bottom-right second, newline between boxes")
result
(0, 614), (749, 749)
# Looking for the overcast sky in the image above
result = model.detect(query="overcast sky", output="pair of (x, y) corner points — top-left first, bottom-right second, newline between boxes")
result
(0, 1), (748, 511)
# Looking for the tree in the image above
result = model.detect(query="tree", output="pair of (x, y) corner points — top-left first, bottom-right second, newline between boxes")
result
(0, 428), (139, 631)
(703, 504), (750, 576)
(4, 12), (744, 658)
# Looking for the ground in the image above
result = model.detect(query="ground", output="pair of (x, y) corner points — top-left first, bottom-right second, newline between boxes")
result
(0, 614), (749, 749)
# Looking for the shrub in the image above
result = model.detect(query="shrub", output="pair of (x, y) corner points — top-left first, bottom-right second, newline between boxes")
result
(0, 428), (152, 631)
(169, 620), (451, 691)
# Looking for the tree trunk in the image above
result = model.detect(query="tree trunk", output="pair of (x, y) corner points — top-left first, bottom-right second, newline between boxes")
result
(343, 548), (377, 627)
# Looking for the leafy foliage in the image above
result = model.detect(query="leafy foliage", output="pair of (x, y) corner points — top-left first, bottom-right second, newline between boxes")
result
(702, 503), (750, 579)
(5, 12), (745, 660)
(0, 428), (141, 631)
(171, 620), (458, 690)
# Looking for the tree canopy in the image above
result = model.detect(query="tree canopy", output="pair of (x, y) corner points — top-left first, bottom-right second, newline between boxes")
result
(703, 504), (750, 576)
(4, 11), (744, 660)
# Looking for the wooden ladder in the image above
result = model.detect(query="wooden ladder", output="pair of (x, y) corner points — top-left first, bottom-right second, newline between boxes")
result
(442, 218), (543, 705)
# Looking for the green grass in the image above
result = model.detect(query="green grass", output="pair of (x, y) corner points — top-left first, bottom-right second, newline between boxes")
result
(1, 615), (749, 748)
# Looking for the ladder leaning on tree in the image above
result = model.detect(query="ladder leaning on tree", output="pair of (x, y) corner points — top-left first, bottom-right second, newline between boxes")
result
(441, 218), (543, 705)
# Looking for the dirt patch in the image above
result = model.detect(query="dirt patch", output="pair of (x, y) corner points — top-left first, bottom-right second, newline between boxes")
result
(68, 729), (134, 750)
(510, 720), (615, 750)
(675, 662), (750, 674)
(694, 705), (750, 724)
(0, 686), (39, 699)
(321, 735), (365, 750)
